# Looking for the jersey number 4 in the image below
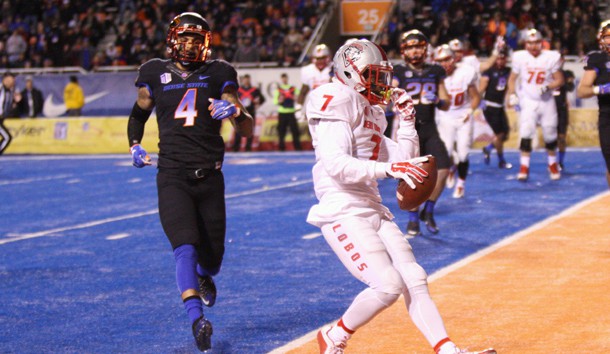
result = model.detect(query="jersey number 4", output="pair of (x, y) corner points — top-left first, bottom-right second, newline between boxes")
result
(175, 88), (198, 126)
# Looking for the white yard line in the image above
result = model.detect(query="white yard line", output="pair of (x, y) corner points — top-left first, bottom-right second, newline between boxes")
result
(0, 179), (312, 245)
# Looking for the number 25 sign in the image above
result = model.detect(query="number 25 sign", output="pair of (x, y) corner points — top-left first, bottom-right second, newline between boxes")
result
(340, 1), (393, 35)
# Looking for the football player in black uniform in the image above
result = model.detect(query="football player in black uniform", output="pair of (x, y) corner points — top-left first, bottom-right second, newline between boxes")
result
(392, 30), (451, 236)
(126, 12), (253, 351)
(577, 20), (610, 188)
(479, 46), (513, 169)
(554, 56), (575, 170)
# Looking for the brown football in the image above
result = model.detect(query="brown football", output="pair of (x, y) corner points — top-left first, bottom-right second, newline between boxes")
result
(396, 155), (437, 210)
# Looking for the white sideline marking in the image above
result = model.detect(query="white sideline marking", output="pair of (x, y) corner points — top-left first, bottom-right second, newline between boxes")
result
(0, 174), (73, 186)
(268, 190), (610, 354)
(0, 179), (313, 245)
(302, 232), (322, 240)
(106, 233), (131, 240)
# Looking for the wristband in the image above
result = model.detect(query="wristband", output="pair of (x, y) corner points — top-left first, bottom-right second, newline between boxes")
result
(436, 99), (447, 108)
(593, 86), (600, 95)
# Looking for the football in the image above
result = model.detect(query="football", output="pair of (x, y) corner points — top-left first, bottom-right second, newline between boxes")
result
(396, 155), (437, 210)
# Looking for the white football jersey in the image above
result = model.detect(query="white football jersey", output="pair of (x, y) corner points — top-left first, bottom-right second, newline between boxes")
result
(437, 64), (477, 119)
(305, 82), (399, 227)
(300, 63), (333, 90)
(511, 49), (561, 101)
(459, 55), (481, 74)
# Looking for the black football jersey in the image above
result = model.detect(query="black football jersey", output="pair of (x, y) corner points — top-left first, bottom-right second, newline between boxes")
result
(393, 63), (446, 124)
(481, 65), (511, 105)
(584, 51), (610, 113)
(136, 59), (238, 169)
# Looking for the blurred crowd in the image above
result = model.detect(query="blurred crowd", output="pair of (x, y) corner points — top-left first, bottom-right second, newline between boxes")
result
(1, 0), (604, 71)
(0, 0), (328, 70)
(379, 0), (604, 59)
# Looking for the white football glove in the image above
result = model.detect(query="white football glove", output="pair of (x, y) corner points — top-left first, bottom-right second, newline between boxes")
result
(539, 85), (550, 96)
(491, 36), (506, 56)
(508, 93), (519, 107)
(460, 108), (473, 123)
(384, 156), (429, 189)
(390, 88), (416, 121)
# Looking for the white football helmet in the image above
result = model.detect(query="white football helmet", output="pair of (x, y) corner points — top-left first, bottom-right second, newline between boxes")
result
(434, 44), (456, 74)
(333, 39), (393, 104)
(525, 28), (543, 56)
(312, 43), (331, 69)
(448, 39), (464, 52)
(313, 44), (331, 58)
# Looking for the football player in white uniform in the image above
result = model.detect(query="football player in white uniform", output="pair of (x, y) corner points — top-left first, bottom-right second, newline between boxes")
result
(297, 44), (333, 117)
(307, 39), (496, 354)
(506, 29), (564, 181)
(448, 38), (504, 77)
(435, 45), (481, 198)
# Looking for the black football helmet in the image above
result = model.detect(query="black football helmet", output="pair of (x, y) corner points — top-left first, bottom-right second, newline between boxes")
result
(598, 20), (610, 53)
(166, 12), (212, 63)
(400, 30), (429, 65)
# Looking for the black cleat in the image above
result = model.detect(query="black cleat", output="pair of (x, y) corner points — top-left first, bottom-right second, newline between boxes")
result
(406, 221), (421, 237)
(192, 316), (213, 352)
(482, 147), (491, 165)
(198, 275), (217, 307)
(420, 209), (439, 234)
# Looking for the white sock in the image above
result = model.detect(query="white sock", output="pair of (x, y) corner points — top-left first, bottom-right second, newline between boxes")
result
(403, 285), (449, 348)
(328, 323), (351, 344)
(456, 178), (465, 189)
(520, 155), (530, 167)
(548, 154), (557, 165)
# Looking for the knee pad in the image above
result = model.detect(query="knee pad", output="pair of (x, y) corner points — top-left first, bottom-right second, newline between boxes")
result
(396, 262), (428, 289)
(371, 288), (401, 306)
(545, 140), (558, 151)
(519, 138), (532, 152)
(375, 267), (405, 295)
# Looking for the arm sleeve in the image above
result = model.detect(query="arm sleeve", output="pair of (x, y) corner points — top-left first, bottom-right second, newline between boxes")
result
(316, 119), (387, 183)
(127, 102), (153, 147)
(395, 112), (419, 161)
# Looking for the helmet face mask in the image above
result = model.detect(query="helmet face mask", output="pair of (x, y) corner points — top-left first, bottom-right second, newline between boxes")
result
(167, 12), (212, 64)
(598, 20), (610, 53)
(333, 39), (393, 105)
(400, 30), (429, 66)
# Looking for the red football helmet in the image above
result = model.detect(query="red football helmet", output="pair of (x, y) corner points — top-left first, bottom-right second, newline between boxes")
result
(400, 30), (429, 66)
(598, 20), (610, 53)
(166, 12), (212, 63)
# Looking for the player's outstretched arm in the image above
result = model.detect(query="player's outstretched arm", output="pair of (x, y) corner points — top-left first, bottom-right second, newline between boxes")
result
(127, 86), (154, 168)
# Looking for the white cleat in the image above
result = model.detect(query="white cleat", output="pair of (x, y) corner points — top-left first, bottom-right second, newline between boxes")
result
(446, 165), (457, 188)
(317, 326), (346, 354)
(517, 165), (529, 181)
(452, 186), (464, 199)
